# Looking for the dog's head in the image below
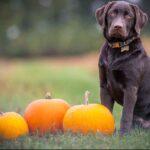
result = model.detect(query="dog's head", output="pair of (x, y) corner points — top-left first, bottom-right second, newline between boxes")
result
(96, 1), (148, 41)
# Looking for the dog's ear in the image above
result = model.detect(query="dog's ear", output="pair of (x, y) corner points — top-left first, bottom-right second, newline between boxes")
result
(131, 4), (148, 35)
(95, 1), (115, 28)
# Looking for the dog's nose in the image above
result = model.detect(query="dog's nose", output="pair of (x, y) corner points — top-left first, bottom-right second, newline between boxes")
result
(114, 25), (122, 30)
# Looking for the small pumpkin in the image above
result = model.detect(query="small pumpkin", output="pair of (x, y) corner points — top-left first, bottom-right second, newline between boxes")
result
(24, 92), (70, 135)
(63, 91), (115, 135)
(0, 112), (29, 140)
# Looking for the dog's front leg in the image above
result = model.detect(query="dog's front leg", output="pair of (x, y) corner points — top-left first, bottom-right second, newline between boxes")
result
(99, 65), (114, 112)
(101, 87), (114, 113)
(120, 86), (138, 135)
(99, 48), (114, 113)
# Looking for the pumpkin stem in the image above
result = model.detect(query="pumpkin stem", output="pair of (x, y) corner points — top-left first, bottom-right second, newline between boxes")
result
(84, 91), (91, 105)
(45, 92), (52, 99)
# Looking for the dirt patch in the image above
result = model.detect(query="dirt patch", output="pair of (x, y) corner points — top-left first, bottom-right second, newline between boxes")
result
(45, 52), (100, 71)
(0, 59), (17, 79)
(143, 37), (150, 55)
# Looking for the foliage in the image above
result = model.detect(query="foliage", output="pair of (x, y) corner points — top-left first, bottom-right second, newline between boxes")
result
(0, 0), (149, 57)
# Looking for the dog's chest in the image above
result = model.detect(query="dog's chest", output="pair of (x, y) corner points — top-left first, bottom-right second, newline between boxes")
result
(105, 49), (126, 101)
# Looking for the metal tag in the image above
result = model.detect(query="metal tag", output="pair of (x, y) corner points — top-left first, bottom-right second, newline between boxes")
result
(121, 45), (129, 52)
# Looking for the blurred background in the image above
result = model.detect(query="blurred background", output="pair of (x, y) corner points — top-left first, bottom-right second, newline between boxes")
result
(0, 0), (149, 57)
(0, 0), (150, 125)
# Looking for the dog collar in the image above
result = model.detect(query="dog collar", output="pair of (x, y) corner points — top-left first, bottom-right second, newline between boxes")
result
(107, 36), (139, 52)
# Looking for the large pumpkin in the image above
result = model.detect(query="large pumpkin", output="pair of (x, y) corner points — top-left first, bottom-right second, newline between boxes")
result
(24, 92), (70, 135)
(0, 112), (29, 140)
(63, 91), (115, 135)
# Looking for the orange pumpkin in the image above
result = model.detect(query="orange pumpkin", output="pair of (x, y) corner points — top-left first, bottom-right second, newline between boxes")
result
(0, 112), (29, 140)
(63, 91), (115, 135)
(24, 92), (70, 135)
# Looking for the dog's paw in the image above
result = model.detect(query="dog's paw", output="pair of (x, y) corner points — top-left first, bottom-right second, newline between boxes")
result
(119, 128), (130, 136)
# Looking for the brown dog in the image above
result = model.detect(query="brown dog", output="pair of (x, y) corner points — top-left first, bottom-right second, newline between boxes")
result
(95, 1), (150, 134)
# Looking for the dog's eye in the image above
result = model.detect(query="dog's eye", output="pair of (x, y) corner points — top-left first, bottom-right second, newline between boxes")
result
(124, 12), (133, 20)
(109, 12), (116, 17)
(125, 14), (133, 20)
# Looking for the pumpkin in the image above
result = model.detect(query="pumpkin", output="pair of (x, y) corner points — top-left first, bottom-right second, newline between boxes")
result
(0, 112), (29, 140)
(24, 92), (70, 135)
(63, 91), (115, 135)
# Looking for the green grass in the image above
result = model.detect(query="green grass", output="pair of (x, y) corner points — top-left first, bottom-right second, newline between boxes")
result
(1, 130), (150, 149)
(0, 59), (150, 149)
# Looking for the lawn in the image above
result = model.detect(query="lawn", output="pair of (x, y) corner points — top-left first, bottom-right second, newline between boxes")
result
(0, 55), (150, 149)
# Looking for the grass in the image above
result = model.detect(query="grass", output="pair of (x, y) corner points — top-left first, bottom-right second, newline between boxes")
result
(1, 130), (150, 149)
(0, 57), (150, 149)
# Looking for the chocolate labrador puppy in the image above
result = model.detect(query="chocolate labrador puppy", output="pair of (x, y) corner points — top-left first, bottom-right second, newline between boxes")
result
(95, 1), (150, 134)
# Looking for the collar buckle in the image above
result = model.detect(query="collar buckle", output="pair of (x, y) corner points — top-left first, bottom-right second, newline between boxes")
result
(112, 42), (120, 48)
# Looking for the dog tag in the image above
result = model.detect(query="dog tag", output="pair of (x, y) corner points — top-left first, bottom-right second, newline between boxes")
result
(121, 45), (129, 52)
